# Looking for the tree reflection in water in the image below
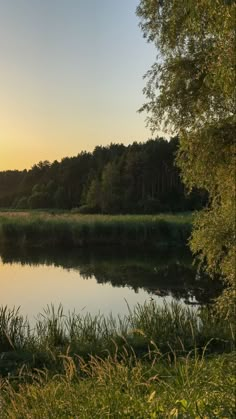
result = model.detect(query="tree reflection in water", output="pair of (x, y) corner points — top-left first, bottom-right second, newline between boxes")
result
(0, 245), (223, 306)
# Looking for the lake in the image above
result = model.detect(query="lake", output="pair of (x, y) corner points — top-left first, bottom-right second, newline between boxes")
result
(0, 245), (222, 323)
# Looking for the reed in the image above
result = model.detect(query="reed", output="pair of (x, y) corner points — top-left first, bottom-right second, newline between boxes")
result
(0, 301), (234, 377)
(0, 212), (192, 248)
(0, 301), (234, 417)
(0, 306), (29, 351)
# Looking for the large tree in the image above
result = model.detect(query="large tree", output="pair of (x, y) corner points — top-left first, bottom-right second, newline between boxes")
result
(137, 0), (235, 316)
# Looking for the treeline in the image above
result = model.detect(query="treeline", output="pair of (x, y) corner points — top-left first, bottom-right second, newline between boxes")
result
(0, 137), (206, 213)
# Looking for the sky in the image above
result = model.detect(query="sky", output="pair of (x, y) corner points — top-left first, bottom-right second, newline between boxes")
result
(0, 0), (157, 171)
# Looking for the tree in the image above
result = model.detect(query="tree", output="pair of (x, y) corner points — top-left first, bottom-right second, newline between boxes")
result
(15, 196), (28, 209)
(86, 178), (102, 211)
(101, 162), (123, 214)
(54, 186), (67, 209)
(137, 0), (235, 317)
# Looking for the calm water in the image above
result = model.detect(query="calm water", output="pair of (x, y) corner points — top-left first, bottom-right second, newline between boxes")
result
(0, 246), (222, 322)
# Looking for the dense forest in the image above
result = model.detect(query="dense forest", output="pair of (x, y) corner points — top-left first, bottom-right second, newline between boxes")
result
(0, 137), (205, 213)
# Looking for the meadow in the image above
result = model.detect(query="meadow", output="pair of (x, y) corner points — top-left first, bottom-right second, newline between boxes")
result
(0, 211), (192, 249)
(0, 301), (235, 417)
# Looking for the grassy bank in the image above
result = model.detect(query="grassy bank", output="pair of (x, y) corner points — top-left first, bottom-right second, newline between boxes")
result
(0, 301), (234, 375)
(0, 302), (235, 417)
(0, 211), (192, 248)
(1, 351), (235, 418)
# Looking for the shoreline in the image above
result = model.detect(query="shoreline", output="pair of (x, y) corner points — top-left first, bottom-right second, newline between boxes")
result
(0, 211), (192, 249)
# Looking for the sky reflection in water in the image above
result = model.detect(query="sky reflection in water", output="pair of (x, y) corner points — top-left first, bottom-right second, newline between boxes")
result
(0, 246), (222, 323)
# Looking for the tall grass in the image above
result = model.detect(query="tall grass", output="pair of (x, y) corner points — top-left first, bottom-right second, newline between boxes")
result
(0, 212), (192, 248)
(0, 306), (29, 351)
(1, 349), (235, 418)
(0, 301), (234, 377)
(0, 301), (235, 417)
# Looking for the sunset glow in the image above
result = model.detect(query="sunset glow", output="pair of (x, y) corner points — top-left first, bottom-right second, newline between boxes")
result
(0, 0), (156, 171)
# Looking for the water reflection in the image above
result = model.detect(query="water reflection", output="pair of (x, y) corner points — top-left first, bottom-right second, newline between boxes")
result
(0, 245), (223, 307)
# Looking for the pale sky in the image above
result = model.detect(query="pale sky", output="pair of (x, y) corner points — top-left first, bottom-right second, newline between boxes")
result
(0, 0), (157, 171)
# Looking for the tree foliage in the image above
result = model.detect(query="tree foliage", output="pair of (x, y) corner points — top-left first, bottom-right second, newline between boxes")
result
(0, 138), (204, 214)
(137, 0), (236, 314)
